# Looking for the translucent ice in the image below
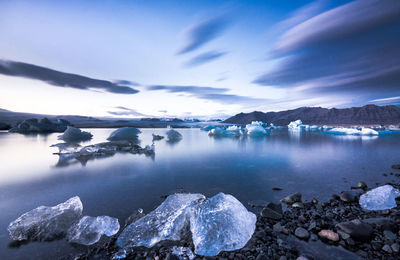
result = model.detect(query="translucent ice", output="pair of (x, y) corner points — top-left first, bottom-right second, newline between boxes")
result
(328, 127), (378, 136)
(9, 118), (71, 134)
(166, 128), (183, 142)
(171, 246), (195, 260)
(117, 193), (205, 249)
(8, 196), (83, 241)
(58, 126), (93, 142)
(67, 216), (120, 245)
(246, 122), (267, 136)
(188, 193), (256, 256)
(360, 128), (379, 135)
(208, 127), (225, 136)
(202, 125), (216, 131)
(107, 127), (141, 142)
(359, 185), (400, 210)
(288, 120), (304, 129)
(223, 126), (243, 136)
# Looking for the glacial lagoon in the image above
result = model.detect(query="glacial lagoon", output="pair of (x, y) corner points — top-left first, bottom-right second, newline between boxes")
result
(1, 128), (400, 259)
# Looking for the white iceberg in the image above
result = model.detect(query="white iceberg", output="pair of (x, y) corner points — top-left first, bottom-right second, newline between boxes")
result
(58, 126), (93, 142)
(388, 125), (400, 131)
(188, 193), (256, 256)
(224, 125), (243, 136)
(107, 127), (141, 142)
(67, 216), (120, 245)
(327, 127), (378, 136)
(117, 193), (205, 249)
(166, 128), (183, 142)
(309, 125), (319, 130)
(288, 120), (304, 130)
(246, 122), (268, 136)
(8, 196), (83, 241)
(359, 185), (400, 211)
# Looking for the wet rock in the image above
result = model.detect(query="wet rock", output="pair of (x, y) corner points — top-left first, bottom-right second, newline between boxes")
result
(292, 202), (304, 209)
(340, 191), (358, 202)
(383, 230), (397, 240)
(358, 181), (367, 190)
(248, 200), (268, 208)
(391, 243), (399, 253)
(318, 230), (339, 242)
(392, 165), (400, 170)
(362, 217), (396, 231)
(336, 219), (373, 242)
(282, 193), (302, 205)
(261, 207), (282, 220)
(273, 223), (288, 234)
(255, 253), (268, 260)
(337, 230), (350, 240)
(294, 227), (309, 240)
(382, 244), (392, 253)
(272, 187), (283, 191)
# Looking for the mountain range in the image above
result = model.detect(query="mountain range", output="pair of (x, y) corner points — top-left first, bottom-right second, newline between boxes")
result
(223, 105), (400, 125)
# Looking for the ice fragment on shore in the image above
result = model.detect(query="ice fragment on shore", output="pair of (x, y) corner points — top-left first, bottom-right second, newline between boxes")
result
(172, 246), (195, 260)
(359, 185), (400, 210)
(107, 127), (141, 142)
(8, 196), (83, 241)
(117, 193), (205, 249)
(188, 193), (256, 256)
(67, 216), (120, 245)
(58, 126), (93, 142)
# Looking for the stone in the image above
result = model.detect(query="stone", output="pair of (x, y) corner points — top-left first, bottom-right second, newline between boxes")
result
(336, 219), (373, 242)
(282, 193), (302, 205)
(382, 244), (392, 253)
(340, 191), (358, 202)
(261, 207), (282, 220)
(383, 230), (397, 240)
(292, 202), (304, 208)
(318, 230), (339, 242)
(391, 243), (399, 253)
(392, 165), (400, 170)
(294, 227), (309, 240)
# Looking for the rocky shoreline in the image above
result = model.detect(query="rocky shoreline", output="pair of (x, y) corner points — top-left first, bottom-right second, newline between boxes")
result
(68, 165), (400, 260)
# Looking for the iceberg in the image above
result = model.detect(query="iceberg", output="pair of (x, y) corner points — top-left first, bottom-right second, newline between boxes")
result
(58, 126), (93, 142)
(152, 134), (164, 141)
(67, 216), (120, 245)
(223, 125), (243, 136)
(327, 127), (378, 136)
(288, 120), (304, 130)
(246, 122), (268, 136)
(117, 193), (205, 249)
(388, 125), (400, 131)
(359, 185), (400, 211)
(166, 128), (183, 142)
(9, 118), (71, 134)
(8, 196), (83, 241)
(107, 127), (141, 143)
(188, 193), (256, 256)
(208, 127), (225, 136)
(202, 125), (216, 131)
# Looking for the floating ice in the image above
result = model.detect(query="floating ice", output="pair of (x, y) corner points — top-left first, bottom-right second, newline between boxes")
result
(8, 196), (83, 241)
(246, 122), (268, 136)
(51, 143), (82, 153)
(224, 125), (243, 136)
(202, 125), (216, 131)
(188, 193), (256, 256)
(327, 127), (378, 136)
(208, 127), (225, 136)
(107, 127), (141, 142)
(152, 134), (164, 141)
(171, 246), (195, 260)
(117, 193), (205, 249)
(67, 216), (120, 245)
(166, 128), (183, 142)
(388, 125), (400, 131)
(359, 185), (400, 211)
(288, 120), (304, 130)
(9, 118), (71, 134)
(58, 126), (93, 142)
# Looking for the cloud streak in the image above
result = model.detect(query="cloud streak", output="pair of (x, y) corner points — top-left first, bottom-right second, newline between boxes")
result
(254, 0), (400, 107)
(178, 16), (230, 55)
(107, 106), (149, 117)
(0, 60), (139, 94)
(184, 50), (228, 67)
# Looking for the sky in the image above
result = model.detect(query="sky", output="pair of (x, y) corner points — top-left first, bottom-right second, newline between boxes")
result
(0, 0), (399, 119)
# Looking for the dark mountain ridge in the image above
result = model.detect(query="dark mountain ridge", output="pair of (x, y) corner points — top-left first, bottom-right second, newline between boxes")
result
(223, 105), (400, 125)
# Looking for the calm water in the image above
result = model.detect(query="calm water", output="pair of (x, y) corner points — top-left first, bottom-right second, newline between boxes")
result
(1, 128), (400, 259)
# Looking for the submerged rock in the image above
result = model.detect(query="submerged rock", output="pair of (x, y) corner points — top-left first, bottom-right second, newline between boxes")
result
(117, 193), (205, 249)
(67, 216), (120, 245)
(166, 128), (183, 142)
(8, 196), (83, 241)
(9, 118), (71, 134)
(58, 126), (93, 142)
(359, 185), (400, 210)
(188, 193), (257, 256)
(107, 127), (141, 143)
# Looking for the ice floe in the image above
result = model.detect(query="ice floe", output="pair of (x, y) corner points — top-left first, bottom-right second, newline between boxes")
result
(8, 196), (83, 241)
(9, 118), (71, 134)
(288, 120), (305, 130)
(107, 127), (141, 143)
(208, 127), (225, 136)
(152, 134), (164, 141)
(359, 185), (400, 211)
(67, 216), (120, 245)
(188, 193), (257, 256)
(117, 193), (256, 257)
(58, 126), (93, 142)
(117, 193), (205, 249)
(166, 128), (183, 142)
(245, 122), (268, 136)
(327, 127), (378, 136)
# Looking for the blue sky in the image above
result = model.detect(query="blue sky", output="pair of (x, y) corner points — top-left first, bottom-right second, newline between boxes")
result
(0, 0), (399, 118)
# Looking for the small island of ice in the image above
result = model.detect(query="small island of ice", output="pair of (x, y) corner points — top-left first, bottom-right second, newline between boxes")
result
(58, 126), (93, 142)
(166, 128), (183, 142)
(107, 127), (141, 143)
(327, 127), (378, 136)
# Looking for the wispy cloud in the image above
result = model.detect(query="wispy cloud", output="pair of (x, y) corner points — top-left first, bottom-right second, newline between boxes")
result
(369, 96), (400, 104)
(147, 84), (266, 105)
(177, 16), (230, 55)
(184, 50), (228, 68)
(0, 59), (139, 94)
(107, 106), (149, 117)
(254, 0), (400, 107)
